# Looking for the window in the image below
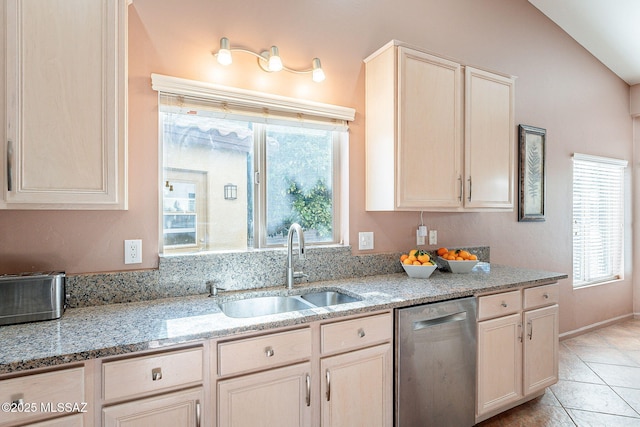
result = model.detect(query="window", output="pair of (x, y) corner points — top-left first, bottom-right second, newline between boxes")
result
(572, 153), (627, 287)
(153, 75), (354, 254)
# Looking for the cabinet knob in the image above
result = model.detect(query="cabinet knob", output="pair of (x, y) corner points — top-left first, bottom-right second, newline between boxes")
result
(152, 367), (162, 381)
(543, 293), (549, 299)
(357, 328), (366, 338)
(265, 346), (275, 357)
(501, 302), (508, 308)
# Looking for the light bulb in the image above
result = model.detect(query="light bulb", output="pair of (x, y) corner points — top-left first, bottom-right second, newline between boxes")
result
(268, 46), (283, 72)
(312, 58), (325, 82)
(217, 37), (232, 65)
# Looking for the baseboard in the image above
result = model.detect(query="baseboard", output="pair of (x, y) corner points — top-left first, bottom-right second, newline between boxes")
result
(559, 313), (635, 340)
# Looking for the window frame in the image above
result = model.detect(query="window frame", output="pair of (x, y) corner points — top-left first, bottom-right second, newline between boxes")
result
(571, 153), (627, 288)
(152, 74), (355, 254)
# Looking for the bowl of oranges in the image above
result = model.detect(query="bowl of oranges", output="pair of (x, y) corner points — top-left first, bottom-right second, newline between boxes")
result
(437, 248), (479, 273)
(400, 249), (437, 278)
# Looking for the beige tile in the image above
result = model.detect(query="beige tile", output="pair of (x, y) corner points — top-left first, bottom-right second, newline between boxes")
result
(603, 335), (640, 352)
(477, 401), (576, 426)
(613, 386), (640, 415)
(564, 343), (640, 367)
(563, 332), (612, 348)
(568, 408), (640, 426)
(550, 380), (638, 417)
(587, 363), (640, 389)
(559, 346), (605, 384)
(626, 351), (640, 366)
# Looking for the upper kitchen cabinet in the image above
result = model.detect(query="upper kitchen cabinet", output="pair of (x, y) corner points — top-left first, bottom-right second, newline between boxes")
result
(2, 0), (128, 209)
(364, 40), (514, 212)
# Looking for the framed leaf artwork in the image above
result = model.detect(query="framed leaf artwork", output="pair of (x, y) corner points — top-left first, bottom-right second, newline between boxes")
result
(518, 125), (546, 222)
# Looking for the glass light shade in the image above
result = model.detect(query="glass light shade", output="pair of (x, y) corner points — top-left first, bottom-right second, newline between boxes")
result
(217, 37), (232, 65)
(268, 46), (283, 72)
(312, 58), (325, 82)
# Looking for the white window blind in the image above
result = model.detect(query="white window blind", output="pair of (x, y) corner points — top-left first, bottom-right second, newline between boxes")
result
(572, 153), (627, 287)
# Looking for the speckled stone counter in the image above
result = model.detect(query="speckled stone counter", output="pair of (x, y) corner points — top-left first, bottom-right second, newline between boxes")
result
(0, 263), (566, 374)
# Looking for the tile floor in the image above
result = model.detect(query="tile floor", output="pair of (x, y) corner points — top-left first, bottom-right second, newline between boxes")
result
(477, 318), (640, 426)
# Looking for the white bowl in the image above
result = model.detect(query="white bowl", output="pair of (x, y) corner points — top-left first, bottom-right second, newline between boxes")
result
(402, 263), (437, 278)
(438, 257), (479, 273)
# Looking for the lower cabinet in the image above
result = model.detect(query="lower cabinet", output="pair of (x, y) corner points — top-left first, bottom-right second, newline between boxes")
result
(320, 343), (392, 427)
(215, 311), (393, 427)
(217, 363), (312, 427)
(476, 283), (559, 422)
(102, 388), (204, 427)
(0, 365), (89, 427)
(100, 346), (206, 427)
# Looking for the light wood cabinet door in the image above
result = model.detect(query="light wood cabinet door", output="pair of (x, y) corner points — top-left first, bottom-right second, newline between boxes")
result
(320, 343), (393, 427)
(217, 362), (312, 427)
(476, 313), (522, 417)
(103, 387), (204, 427)
(396, 47), (463, 210)
(3, 0), (127, 209)
(464, 67), (515, 209)
(365, 42), (463, 211)
(523, 304), (559, 395)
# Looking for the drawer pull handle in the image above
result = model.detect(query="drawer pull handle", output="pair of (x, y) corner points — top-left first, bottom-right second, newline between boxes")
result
(518, 323), (523, 342)
(528, 320), (533, 340)
(152, 367), (162, 381)
(501, 302), (508, 308)
(357, 328), (366, 338)
(543, 293), (549, 299)
(196, 400), (201, 427)
(326, 369), (331, 401)
(305, 373), (311, 407)
(265, 347), (275, 357)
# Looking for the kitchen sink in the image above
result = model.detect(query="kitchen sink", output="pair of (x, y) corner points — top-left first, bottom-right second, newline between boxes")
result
(300, 290), (361, 307)
(218, 290), (361, 318)
(218, 296), (313, 318)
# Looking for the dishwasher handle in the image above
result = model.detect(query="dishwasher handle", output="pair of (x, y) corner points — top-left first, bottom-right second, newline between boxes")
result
(413, 311), (467, 331)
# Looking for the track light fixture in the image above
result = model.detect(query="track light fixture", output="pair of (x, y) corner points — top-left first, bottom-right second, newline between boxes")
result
(213, 37), (326, 82)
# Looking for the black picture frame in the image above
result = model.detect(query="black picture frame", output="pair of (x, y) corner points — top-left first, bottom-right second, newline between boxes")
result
(518, 124), (546, 222)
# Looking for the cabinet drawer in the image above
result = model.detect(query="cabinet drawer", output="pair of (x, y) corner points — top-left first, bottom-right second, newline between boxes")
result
(0, 367), (84, 426)
(478, 290), (521, 320)
(321, 312), (392, 355)
(218, 328), (311, 376)
(524, 283), (559, 310)
(102, 347), (204, 401)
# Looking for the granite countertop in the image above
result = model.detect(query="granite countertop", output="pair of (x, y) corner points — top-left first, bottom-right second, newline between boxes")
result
(0, 263), (566, 374)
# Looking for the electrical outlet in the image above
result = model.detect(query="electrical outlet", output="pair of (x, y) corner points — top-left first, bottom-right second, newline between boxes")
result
(416, 229), (426, 246)
(124, 239), (142, 264)
(358, 232), (374, 250)
(429, 230), (438, 245)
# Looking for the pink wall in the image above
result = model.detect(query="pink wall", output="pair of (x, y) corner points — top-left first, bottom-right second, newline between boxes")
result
(0, 0), (634, 333)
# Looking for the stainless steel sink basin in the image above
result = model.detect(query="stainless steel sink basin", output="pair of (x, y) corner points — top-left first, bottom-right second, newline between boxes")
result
(218, 290), (362, 318)
(300, 290), (361, 307)
(218, 296), (313, 318)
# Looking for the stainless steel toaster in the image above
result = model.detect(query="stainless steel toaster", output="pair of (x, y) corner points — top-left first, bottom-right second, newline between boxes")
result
(0, 272), (66, 326)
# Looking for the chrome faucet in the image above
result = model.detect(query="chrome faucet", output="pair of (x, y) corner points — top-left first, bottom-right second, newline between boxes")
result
(286, 223), (306, 290)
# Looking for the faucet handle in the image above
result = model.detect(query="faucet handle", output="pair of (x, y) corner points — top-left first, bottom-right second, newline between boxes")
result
(293, 271), (309, 280)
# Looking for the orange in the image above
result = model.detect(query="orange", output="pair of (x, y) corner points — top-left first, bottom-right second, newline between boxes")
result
(403, 258), (414, 265)
(456, 256), (464, 261)
(437, 247), (448, 257)
(458, 250), (470, 260)
(413, 260), (422, 266)
(469, 254), (478, 261)
(418, 254), (430, 263)
(400, 254), (409, 262)
(409, 249), (419, 257)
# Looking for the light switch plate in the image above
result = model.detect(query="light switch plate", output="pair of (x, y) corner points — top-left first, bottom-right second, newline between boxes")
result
(358, 232), (374, 250)
(429, 230), (437, 245)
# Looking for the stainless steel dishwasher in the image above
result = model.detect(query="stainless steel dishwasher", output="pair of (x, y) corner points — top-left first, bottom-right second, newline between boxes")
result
(395, 297), (477, 427)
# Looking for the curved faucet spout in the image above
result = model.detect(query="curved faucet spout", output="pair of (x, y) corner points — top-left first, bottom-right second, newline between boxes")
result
(286, 223), (306, 289)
